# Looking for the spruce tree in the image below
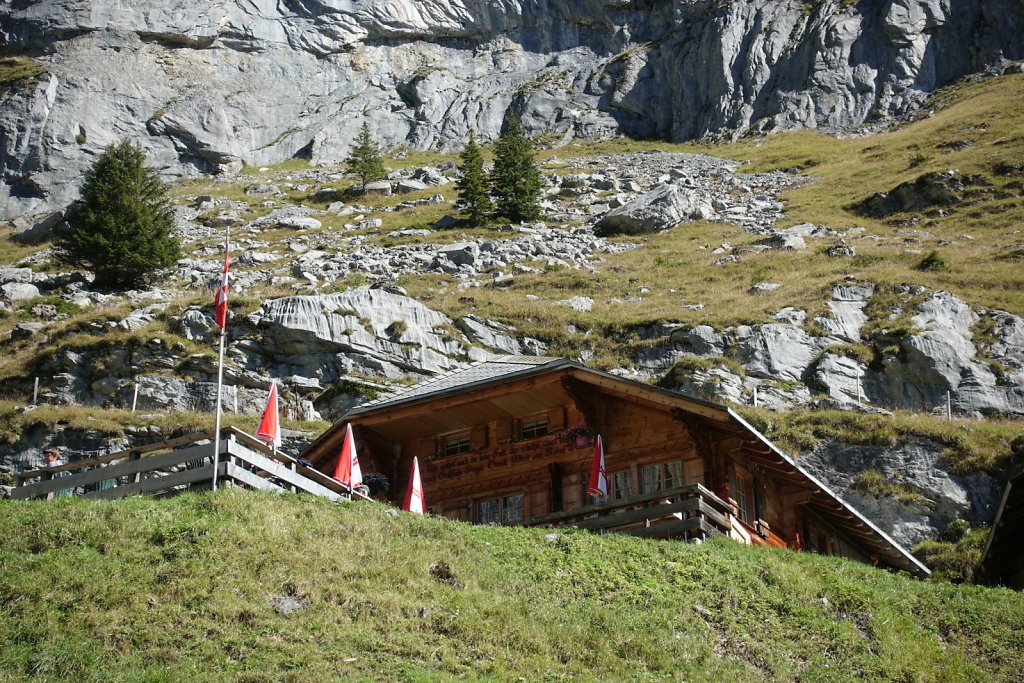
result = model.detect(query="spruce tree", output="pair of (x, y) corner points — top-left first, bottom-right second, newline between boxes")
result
(489, 115), (543, 224)
(345, 122), (387, 193)
(55, 139), (180, 291)
(455, 131), (493, 227)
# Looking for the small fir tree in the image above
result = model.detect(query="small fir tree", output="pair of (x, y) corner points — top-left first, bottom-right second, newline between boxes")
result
(489, 115), (543, 223)
(345, 122), (387, 193)
(455, 131), (493, 227)
(55, 139), (180, 290)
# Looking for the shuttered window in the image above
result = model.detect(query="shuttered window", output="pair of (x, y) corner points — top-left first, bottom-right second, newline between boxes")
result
(442, 432), (471, 457)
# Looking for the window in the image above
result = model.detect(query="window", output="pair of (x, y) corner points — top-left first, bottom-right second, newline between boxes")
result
(611, 470), (633, 500)
(477, 493), (524, 524)
(519, 417), (548, 440)
(442, 432), (471, 457)
(640, 461), (683, 494)
(502, 494), (523, 523)
(729, 469), (751, 523)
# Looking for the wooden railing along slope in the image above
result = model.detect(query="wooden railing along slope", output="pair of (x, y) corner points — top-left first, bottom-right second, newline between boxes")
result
(11, 426), (369, 503)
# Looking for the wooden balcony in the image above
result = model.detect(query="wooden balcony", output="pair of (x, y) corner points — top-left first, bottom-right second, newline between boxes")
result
(514, 483), (734, 541)
(11, 427), (369, 503)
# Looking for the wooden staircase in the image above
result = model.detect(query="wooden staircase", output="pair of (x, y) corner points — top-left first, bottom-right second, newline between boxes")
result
(11, 426), (367, 503)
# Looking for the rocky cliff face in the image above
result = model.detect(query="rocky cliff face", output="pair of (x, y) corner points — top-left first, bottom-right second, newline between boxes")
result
(2, 0), (1022, 217)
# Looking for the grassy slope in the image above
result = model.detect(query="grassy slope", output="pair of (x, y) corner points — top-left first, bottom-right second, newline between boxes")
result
(1, 492), (1023, 682)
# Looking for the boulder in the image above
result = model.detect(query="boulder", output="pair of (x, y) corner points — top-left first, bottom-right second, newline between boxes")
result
(362, 181), (393, 196)
(849, 171), (984, 218)
(278, 216), (322, 230)
(395, 179), (429, 194)
(12, 211), (65, 245)
(437, 242), (479, 267)
(554, 296), (594, 313)
(10, 322), (46, 341)
(245, 184), (281, 196)
(1, 282), (41, 300)
(595, 184), (717, 235)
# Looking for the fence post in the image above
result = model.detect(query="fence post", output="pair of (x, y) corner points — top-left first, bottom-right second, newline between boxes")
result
(32, 377), (39, 405)
(947, 391), (952, 422)
(233, 385), (239, 414)
(131, 381), (139, 412)
(752, 386), (758, 407)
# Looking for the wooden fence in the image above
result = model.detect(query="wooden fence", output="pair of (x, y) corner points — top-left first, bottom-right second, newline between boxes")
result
(11, 426), (370, 503)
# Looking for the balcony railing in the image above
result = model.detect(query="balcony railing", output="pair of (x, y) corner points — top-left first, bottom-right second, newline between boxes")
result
(514, 483), (733, 541)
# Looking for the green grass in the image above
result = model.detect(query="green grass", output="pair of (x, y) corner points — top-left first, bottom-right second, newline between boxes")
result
(0, 56), (49, 94)
(737, 407), (1024, 474)
(1, 492), (1022, 681)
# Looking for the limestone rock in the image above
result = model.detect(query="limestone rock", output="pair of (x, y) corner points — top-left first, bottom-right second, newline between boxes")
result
(456, 315), (522, 355)
(2, 282), (41, 300)
(2, 2), (1022, 217)
(797, 438), (1001, 547)
(251, 288), (473, 380)
(595, 184), (717, 235)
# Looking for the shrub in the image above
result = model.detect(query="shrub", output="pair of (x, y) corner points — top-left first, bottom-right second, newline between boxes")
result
(915, 250), (949, 272)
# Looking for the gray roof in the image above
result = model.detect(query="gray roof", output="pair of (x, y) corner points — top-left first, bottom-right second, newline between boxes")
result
(352, 356), (564, 413)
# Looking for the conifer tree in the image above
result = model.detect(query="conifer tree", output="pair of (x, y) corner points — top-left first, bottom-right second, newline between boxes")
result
(55, 139), (180, 290)
(345, 122), (387, 193)
(455, 131), (493, 227)
(489, 115), (543, 223)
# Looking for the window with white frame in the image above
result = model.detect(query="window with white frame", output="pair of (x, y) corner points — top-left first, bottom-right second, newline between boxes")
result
(640, 461), (683, 494)
(729, 469), (752, 523)
(476, 493), (524, 524)
(611, 470), (633, 500)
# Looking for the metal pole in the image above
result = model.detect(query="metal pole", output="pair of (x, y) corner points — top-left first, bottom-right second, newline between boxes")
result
(233, 385), (239, 414)
(946, 391), (952, 422)
(32, 377), (39, 405)
(212, 227), (230, 491)
(752, 386), (758, 407)
(856, 367), (863, 405)
(131, 381), (139, 412)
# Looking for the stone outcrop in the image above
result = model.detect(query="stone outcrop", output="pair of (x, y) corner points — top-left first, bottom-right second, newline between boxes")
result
(798, 438), (1001, 547)
(849, 171), (989, 218)
(646, 288), (1024, 417)
(32, 288), (540, 419)
(3, 0), (1022, 217)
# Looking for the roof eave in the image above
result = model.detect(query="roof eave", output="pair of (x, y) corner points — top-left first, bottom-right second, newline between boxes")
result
(727, 407), (931, 577)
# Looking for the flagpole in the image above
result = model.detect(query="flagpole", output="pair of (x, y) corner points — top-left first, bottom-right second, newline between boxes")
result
(212, 227), (229, 491)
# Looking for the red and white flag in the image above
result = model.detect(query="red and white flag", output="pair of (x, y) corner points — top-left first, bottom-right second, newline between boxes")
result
(587, 434), (607, 497)
(255, 381), (281, 449)
(214, 245), (230, 328)
(332, 423), (363, 490)
(402, 456), (424, 515)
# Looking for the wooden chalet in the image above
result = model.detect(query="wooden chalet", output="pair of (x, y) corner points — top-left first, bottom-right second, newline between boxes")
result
(302, 356), (929, 577)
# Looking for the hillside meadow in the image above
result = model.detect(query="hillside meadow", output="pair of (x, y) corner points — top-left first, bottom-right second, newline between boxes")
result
(1, 491), (1022, 681)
